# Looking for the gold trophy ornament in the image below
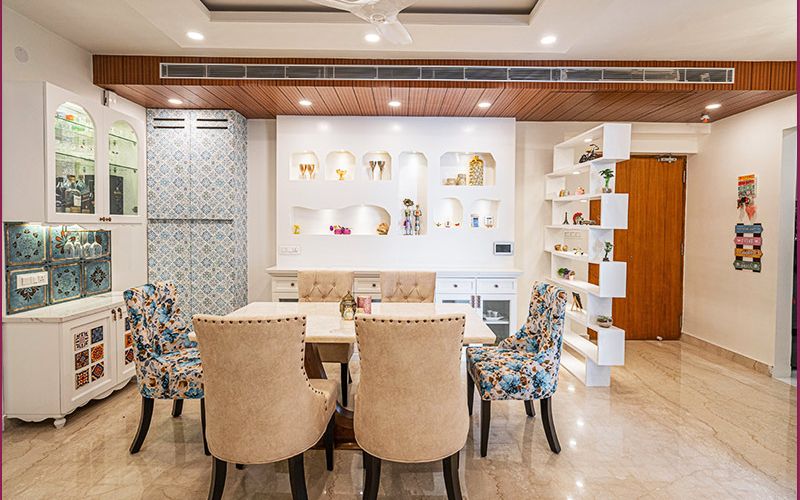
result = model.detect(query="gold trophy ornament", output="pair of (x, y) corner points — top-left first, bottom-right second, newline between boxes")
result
(468, 155), (484, 186)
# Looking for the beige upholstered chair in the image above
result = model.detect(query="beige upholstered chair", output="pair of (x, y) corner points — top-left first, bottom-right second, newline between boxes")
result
(355, 314), (468, 500)
(379, 271), (436, 303)
(298, 270), (355, 406)
(193, 315), (339, 500)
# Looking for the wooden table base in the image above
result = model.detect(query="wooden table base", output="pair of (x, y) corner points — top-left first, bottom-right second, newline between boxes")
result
(306, 343), (360, 450)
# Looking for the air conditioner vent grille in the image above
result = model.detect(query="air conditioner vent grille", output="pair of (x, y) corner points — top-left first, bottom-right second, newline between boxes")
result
(159, 63), (735, 84)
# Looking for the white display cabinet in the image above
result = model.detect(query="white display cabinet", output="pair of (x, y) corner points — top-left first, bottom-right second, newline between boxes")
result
(545, 123), (631, 387)
(3, 293), (135, 428)
(3, 81), (145, 224)
(276, 116), (516, 270)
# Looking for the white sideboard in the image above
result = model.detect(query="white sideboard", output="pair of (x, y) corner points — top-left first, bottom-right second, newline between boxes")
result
(268, 267), (522, 342)
(3, 292), (135, 428)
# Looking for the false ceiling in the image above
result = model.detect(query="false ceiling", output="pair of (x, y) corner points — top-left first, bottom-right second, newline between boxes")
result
(4, 0), (796, 59)
(94, 57), (795, 121)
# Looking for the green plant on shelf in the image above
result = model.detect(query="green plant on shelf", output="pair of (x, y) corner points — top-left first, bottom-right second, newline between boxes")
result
(557, 267), (575, 280)
(599, 168), (615, 193)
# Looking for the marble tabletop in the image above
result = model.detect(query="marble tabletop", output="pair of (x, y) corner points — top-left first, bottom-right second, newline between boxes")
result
(227, 302), (496, 345)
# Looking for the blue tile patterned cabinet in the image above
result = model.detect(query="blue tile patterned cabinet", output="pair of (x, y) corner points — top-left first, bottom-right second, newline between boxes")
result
(146, 110), (248, 320)
(3, 294), (134, 428)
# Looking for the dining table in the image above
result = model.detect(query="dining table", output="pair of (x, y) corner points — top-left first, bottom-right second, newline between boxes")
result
(226, 301), (496, 449)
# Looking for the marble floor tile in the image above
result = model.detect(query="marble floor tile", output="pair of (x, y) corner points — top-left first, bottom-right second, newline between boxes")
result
(2, 341), (796, 499)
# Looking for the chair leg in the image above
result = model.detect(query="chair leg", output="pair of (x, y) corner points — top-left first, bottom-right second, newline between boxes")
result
(324, 414), (335, 471)
(442, 451), (463, 500)
(363, 452), (381, 500)
(524, 400), (535, 418)
(171, 399), (184, 417)
(208, 457), (227, 500)
(129, 396), (154, 454)
(201, 398), (210, 456)
(480, 399), (491, 458)
(341, 363), (349, 407)
(540, 397), (561, 454)
(287, 453), (309, 500)
(466, 365), (474, 416)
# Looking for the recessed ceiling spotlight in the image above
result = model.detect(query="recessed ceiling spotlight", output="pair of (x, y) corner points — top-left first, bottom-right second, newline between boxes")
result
(583, 137), (592, 143)
(186, 31), (205, 41)
(388, 100), (401, 108)
(477, 102), (492, 109)
(364, 33), (381, 43)
(299, 99), (312, 106)
(540, 35), (557, 45)
(705, 103), (722, 110)
(168, 98), (183, 105)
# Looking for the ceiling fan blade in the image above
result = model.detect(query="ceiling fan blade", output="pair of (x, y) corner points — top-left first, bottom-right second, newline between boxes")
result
(376, 17), (413, 45)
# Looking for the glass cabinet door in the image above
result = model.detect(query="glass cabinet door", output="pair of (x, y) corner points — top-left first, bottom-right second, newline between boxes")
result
(107, 120), (139, 216)
(54, 102), (96, 215)
(481, 297), (514, 343)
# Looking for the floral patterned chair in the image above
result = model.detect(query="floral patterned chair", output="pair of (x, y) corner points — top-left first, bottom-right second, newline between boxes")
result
(466, 281), (567, 457)
(124, 282), (208, 455)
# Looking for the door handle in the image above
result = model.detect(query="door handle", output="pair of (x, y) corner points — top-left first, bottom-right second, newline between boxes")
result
(111, 309), (117, 321)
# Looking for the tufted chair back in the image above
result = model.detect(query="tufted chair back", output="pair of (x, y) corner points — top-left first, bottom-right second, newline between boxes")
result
(498, 281), (567, 370)
(297, 271), (354, 302)
(124, 282), (194, 357)
(354, 314), (468, 463)
(379, 271), (436, 303)
(193, 315), (334, 464)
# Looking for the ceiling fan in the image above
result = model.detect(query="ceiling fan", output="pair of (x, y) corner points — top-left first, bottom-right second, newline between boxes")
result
(306, 0), (416, 45)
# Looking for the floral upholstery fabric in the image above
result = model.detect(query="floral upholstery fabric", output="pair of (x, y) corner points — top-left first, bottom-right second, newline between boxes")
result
(467, 281), (567, 401)
(124, 282), (204, 399)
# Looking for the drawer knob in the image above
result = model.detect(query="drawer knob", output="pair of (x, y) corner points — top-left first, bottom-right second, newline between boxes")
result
(453, 284), (458, 288)
(290, 282), (295, 287)
(372, 283), (376, 287)
(494, 284), (499, 288)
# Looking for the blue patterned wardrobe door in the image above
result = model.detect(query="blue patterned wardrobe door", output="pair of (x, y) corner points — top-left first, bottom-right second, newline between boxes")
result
(83, 259), (112, 296)
(6, 267), (48, 314)
(4, 223), (47, 266)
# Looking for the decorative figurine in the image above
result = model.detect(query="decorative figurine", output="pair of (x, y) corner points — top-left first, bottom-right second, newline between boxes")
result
(484, 216), (495, 228)
(471, 214), (480, 228)
(376, 222), (389, 235)
(456, 174), (467, 186)
(402, 198), (414, 235)
(596, 315), (613, 328)
(336, 168), (348, 181)
(557, 267), (575, 280)
(445, 221), (451, 228)
(330, 225), (351, 235)
(579, 143), (602, 163)
(576, 186), (586, 195)
(554, 244), (563, 251)
(558, 189), (570, 197)
(468, 155), (484, 186)
(599, 168), (615, 193)
(435, 222), (442, 228)
(413, 204), (422, 235)
(339, 291), (356, 320)
(562, 212), (569, 225)
(603, 241), (614, 261)
(293, 224), (301, 235)
(572, 212), (584, 225)
(454, 222), (461, 227)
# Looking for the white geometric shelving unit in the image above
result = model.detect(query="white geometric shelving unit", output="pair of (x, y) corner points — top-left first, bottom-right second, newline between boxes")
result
(545, 123), (631, 387)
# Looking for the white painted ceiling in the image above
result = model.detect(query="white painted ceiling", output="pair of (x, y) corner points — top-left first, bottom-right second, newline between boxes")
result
(4, 0), (796, 60)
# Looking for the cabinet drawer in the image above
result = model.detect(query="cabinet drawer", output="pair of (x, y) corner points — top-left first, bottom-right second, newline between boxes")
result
(477, 279), (517, 294)
(436, 279), (475, 293)
(273, 278), (298, 293)
(354, 278), (381, 294)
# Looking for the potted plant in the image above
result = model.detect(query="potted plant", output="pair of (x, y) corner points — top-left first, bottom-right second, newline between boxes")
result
(557, 267), (575, 280)
(596, 315), (613, 328)
(598, 168), (615, 193)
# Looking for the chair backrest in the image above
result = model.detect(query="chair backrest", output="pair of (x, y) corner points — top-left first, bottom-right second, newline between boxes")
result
(193, 315), (333, 464)
(297, 270), (354, 302)
(379, 271), (436, 303)
(499, 281), (567, 368)
(354, 314), (467, 463)
(123, 282), (192, 358)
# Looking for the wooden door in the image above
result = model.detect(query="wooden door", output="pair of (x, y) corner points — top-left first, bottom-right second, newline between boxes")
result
(613, 156), (686, 340)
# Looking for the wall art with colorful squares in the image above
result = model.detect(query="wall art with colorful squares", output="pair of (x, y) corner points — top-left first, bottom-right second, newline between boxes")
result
(4, 223), (112, 314)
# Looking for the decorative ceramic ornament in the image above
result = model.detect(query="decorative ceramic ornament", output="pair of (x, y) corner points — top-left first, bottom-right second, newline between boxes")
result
(576, 187), (586, 195)
(468, 155), (484, 186)
(336, 168), (347, 181)
(339, 291), (356, 320)
(293, 224), (301, 235)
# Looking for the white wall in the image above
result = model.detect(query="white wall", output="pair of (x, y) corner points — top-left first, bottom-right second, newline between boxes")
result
(2, 6), (148, 295)
(247, 119), (277, 302)
(683, 95), (797, 368)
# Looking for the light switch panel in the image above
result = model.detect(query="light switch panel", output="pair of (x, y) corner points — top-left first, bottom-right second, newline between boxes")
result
(279, 245), (301, 256)
(17, 271), (48, 288)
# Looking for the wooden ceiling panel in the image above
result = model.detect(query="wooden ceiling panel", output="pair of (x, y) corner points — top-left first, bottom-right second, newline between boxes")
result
(100, 57), (794, 123)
